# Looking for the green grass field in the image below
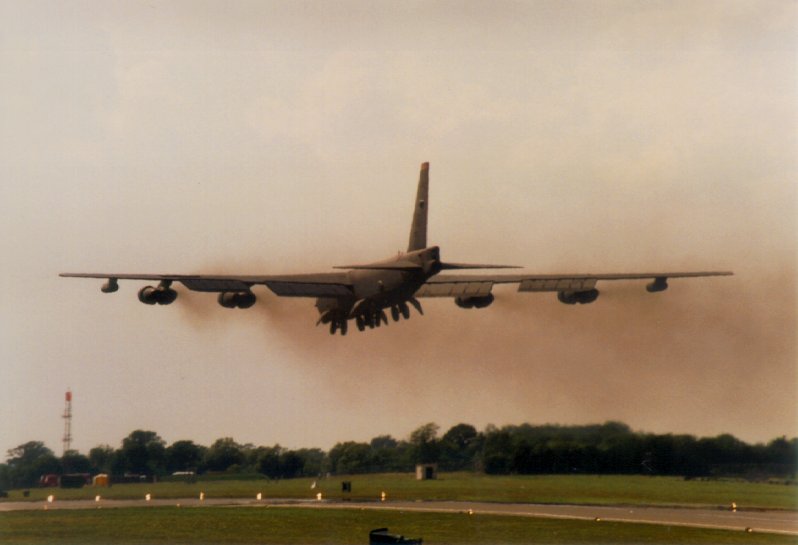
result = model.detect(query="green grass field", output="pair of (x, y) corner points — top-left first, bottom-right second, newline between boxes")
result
(1, 506), (794, 545)
(4, 473), (796, 510)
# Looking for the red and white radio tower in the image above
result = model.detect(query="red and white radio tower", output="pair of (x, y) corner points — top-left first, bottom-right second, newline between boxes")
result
(62, 389), (72, 455)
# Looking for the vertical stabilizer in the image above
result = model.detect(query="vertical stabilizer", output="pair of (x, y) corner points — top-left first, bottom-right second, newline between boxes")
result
(408, 162), (429, 251)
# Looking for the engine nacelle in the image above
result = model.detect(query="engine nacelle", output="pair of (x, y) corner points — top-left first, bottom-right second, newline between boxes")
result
(557, 289), (599, 305)
(646, 277), (668, 293)
(218, 291), (256, 309)
(138, 285), (177, 305)
(455, 293), (495, 309)
(218, 292), (236, 308)
(101, 278), (119, 293)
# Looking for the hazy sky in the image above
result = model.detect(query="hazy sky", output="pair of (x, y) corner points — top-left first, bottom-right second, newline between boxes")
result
(1, 1), (795, 458)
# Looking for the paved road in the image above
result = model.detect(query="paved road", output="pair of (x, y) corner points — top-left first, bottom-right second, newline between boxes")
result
(1, 498), (796, 536)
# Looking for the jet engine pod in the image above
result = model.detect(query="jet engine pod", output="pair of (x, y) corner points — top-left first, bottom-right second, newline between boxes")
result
(557, 289), (599, 305)
(138, 285), (177, 305)
(218, 291), (256, 309)
(218, 292), (237, 308)
(646, 277), (669, 293)
(455, 296), (474, 309)
(455, 293), (495, 309)
(234, 291), (256, 309)
(101, 278), (119, 293)
(159, 287), (178, 305)
(138, 286), (158, 305)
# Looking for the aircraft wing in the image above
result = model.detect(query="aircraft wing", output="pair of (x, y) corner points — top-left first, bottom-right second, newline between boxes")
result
(59, 272), (354, 298)
(415, 271), (733, 297)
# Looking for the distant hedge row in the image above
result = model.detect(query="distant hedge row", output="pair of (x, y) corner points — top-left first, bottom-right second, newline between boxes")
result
(2, 421), (795, 489)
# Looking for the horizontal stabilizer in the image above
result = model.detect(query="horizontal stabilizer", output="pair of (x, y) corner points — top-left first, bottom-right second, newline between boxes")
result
(439, 262), (521, 270)
(333, 261), (423, 271)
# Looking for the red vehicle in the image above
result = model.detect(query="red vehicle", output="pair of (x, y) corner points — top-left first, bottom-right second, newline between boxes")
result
(39, 473), (92, 488)
(39, 474), (59, 487)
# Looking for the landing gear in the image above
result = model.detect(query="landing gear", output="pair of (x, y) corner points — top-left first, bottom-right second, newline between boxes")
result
(328, 318), (348, 336)
(319, 297), (425, 335)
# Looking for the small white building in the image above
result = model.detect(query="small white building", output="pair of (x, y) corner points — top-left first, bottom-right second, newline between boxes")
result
(415, 463), (437, 480)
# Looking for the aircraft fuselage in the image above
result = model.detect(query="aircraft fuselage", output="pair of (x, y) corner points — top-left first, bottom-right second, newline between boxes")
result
(314, 246), (441, 333)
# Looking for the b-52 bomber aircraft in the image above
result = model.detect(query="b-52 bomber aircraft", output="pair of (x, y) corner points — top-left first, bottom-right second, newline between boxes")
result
(62, 162), (732, 335)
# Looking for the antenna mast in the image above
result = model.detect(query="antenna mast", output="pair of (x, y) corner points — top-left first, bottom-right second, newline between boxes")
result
(62, 389), (72, 455)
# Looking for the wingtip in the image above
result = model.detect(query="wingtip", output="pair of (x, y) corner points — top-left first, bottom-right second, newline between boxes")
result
(420, 162), (429, 171)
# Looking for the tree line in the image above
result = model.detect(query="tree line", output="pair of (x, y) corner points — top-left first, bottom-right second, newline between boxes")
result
(1, 421), (795, 489)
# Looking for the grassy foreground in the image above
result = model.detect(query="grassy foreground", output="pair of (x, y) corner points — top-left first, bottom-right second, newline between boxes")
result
(1, 506), (794, 545)
(5, 473), (796, 510)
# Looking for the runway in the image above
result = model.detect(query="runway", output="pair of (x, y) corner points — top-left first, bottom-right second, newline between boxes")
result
(353, 500), (798, 536)
(1, 497), (796, 536)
